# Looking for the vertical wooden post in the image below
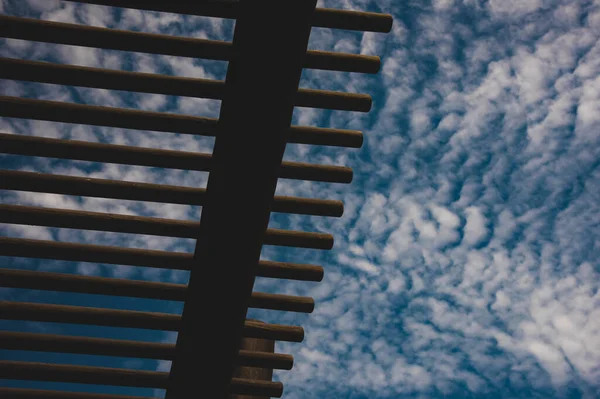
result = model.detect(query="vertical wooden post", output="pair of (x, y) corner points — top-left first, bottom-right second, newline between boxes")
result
(230, 321), (275, 399)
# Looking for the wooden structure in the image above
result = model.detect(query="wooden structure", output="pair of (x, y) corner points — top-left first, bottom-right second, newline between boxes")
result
(0, 1), (391, 397)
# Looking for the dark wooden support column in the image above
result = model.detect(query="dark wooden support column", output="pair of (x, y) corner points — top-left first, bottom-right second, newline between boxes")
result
(230, 321), (276, 399)
(165, 1), (317, 398)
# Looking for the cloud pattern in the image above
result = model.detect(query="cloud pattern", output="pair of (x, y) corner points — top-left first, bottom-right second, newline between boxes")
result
(1, 0), (599, 398)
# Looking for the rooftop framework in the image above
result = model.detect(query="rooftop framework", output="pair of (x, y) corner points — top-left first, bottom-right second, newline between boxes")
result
(0, 1), (391, 397)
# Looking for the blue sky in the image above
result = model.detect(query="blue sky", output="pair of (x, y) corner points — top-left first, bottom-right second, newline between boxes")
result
(1, 0), (600, 398)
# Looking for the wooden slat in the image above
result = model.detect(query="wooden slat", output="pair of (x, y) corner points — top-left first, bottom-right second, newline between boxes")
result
(0, 130), (212, 172)
(0, 268), (185, 300)
(0, 361), (167, 388)
(237, 348), (293, 370)
(0, 204), (333, 250)
(288, 125), (363, 148)
(0, 331), (294, 369)
(0, 97), (362, 148)
(295, 88), (371, 112)
(0, 300), (181, 331)
(0, 361), (285, 396)
(0, 14), (233, 61)
(66, 0), (241, 19)
(243, 320), (304, 343)
(249, 259), (324, 282)
(0, 301), (305, 342)
(249, 292), (314, 313)
(0, 237), (325, 282)
(0, 95), (219, 136)
(64, 1), (393, 33)
(0, 388), (151, 399)
(280, 159), (351, 184)
(0, 132), (353, 183)
(0, 331), (173, 360)
(0, 268), (316, 313)
(0, 170), (344, 217)
(0, 57), (225, 99)
(265, 228), (332, 250)
(0, 15), (380, 73)
(305, 50), (380, 73)
(229, 377), (284, 398)
(0, 57), (371, 112)
(311, 8), (393, 33)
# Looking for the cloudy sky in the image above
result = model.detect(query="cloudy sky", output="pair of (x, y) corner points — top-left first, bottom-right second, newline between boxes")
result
(1, 0), (600, 398)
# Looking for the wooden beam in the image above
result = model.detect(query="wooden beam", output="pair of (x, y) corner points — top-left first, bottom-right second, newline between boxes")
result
(0, 268), (316, 313)
(0, 132), (352, 183)
(0, 15), (380, 73)
(165, 1), (317, 398)
(0, 99), (362, 148)
(64, 1), (394, 33)
(0, 170), (344, 217)
(0, 57), (371, 112)
(0, 361), (284, 397)
(0, 301), (304, 342)
(0, 14), (233, 61)
(0, 331), (294, 369)
(0, 204), (333, 250)
(0, 237), (325, 282)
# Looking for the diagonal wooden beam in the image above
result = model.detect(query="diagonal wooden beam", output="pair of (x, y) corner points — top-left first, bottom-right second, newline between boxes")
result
(165, 1), (318, 398)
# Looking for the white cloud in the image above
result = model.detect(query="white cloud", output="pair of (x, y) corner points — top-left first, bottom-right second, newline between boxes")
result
(463, 206), (488, 246)
(488, 0), (543, 19)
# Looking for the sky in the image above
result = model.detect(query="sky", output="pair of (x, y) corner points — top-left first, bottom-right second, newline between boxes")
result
(1, 0), (599, 398)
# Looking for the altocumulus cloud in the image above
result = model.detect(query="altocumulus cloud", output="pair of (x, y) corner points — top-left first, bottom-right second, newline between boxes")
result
(1, 0), (600, 398)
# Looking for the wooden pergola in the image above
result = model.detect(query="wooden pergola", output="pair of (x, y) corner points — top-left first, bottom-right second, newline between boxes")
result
(0, 1), (391, 398)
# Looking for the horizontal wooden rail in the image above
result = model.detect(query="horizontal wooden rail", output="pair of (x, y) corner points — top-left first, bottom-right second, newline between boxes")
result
(0, 57), (371, 112)
(0, 132), (353, 183)
(0, 204), (333, 250)
(0, 360), (167, 388)
(305, 50), (380, 74)
(254, 259), (324, 282)
(229, 377), (284, 397)
(0, 15), (233, 60)
(0, 268), (316, 313)
(0, 170), (344, 217)
(0, 301), (305, 342)
(249, 292), (315, 313)
(0, 56), (225, 98)
(0, 131), (211, 171)
(0, 300), (182, 330)
(0, 388), (150, 399)
(0, 331), (174, 359)
(244, 320), (304, 342)
(296, 88), (371, 112)
(0, 331), (294, 369)
(312, 8), (393, 33)
(65, 1), (393, 33)
(0, 96), (363, 148)
(0, 95), (219, 136)
(265, 228), (333, 250)
(0, 361), (284, 396)
(0, 15), (380, 73)
(289, 125), (362, 148)
(237, 347), (294, 370)
(0, 237), (325, 281)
